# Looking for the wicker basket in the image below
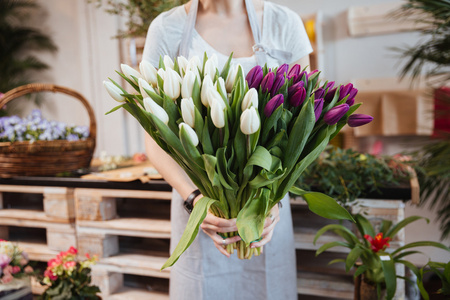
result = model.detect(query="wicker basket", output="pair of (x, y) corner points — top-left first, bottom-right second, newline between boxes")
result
(0, 83), (97, 178)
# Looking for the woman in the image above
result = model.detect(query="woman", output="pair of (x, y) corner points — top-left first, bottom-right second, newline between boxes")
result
(142, 0), (312, 299)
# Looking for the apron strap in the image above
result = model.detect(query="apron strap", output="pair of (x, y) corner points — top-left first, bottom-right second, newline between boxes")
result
(179, 0), (292, 65)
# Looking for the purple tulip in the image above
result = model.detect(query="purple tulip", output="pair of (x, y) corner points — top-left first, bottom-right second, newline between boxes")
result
(346, 98), (355, 106)
(314, 98), (324, 121)
(264, 94), (284, 117)
(339, 83), (353, 101)
(348, 114), (373, 127)
(298, 71), (308, 85)
(271, 75), (285, 95)
(324, 104), (350, 125)
(290, 87), (306, 107)
(276, 64), (289, 77)
(348, 87), (358, 100)
(246, 65), (263, 89)
(287, 64), (301, 79)
(261, 72), (275, 93)
(288, 81), (305, 98)
(324, 88), (337, 102)
(326, 81), (335, 91)
(314, 88), (325, 99)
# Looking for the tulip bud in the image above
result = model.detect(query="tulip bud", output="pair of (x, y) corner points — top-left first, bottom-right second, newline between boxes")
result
(339, 83), (353, 101)
(163, 68), (181, 100)
(121, 64), (144, 83)
(201, 76), (214, 107)
(261, 72), (275, 94)
(163, 55), (175, 70)
(287, 64), (301, 80)
(288, 81), (305, 98)
(204, 54), (218, 81)
(210, 99), (225, 128)
(225, 64), (241, 93)
(346, 98), (355, 106)
(348, 114), (373, 127)
(181, 97), (196, 128)
(290, 87), (306, 107)
(308, 70), (319, 77)
(103, 81), (125, 102)
(264, 94), (284, 117)
(215, 77), (227, 100)
(188, 56), (202, 72)
(324, 87), (337, 102)
(270, 75), (285, 95)
(157, 68), (165, 81)
(179, 122), (199, 146)
(326, 81), (335, 91)
(181, 71), (196, 99)
(241, 88), (259, 111)
(178, 56), (189, 75)
(240, 107), (260, 135)
(276, 64), (289, 77)
(139, 60), (158, 86)
(207, 87), (226, 110)
(324, 104), (350, 125)
(138, 78), (156, 99)
(298, 71), (308, 85)
(347, 87), (358, 104)
(143, 97), (169, 125)
(314, 88), (325, 99)
(246, 65), (263, 89)
(314, 98), (324, 121)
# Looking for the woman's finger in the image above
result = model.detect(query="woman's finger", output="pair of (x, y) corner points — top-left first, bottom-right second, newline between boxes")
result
(250, 228), (274, 248)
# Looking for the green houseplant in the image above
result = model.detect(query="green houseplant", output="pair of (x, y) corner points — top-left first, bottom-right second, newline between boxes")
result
(314, 214), (450, 300)
(0, 0), (57, 104)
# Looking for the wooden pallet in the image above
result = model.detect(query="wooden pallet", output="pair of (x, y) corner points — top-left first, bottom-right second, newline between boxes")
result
(297, 272), (354, 299)
(0, 185), (75, 222)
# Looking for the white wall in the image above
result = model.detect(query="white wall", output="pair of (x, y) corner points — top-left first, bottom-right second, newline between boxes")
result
(28, 0), (448, 263)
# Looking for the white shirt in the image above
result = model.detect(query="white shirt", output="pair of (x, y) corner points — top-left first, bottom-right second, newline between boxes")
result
(142, 1), (313, 74)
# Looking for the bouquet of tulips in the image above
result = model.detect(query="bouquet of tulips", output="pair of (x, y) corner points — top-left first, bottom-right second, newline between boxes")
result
(104, 53), (373, 269)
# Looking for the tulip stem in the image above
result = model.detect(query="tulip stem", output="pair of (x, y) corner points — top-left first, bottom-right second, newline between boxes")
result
(246, 135), (251, 159)
(219, 128), (223, 148)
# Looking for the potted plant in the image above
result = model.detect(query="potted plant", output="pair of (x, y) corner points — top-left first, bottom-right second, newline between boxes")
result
(0, 240), (36, 299)
(314, 214), (450, 300)
(415, 260), (450, 299)
(40, 246), (100, 300)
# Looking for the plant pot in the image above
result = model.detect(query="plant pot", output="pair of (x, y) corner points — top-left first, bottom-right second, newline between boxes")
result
(354, 274), (387, 300)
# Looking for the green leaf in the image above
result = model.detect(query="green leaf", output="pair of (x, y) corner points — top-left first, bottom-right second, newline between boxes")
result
(179, 125), (204, 170)
(220, 52), (233, 79)
(161, 196), (217, 269)
(346, 246), (363, 272)
(328, 258), (346, 265)
(380, 219), (393, 236)
(386, 216), (429, 239)
(313, 224), (359, 245)
(105, 103), (125, 115)
(202, 154), (221, 187)
(379, 253), (397, 300)
(391, 241), (450, 256)
(116, 70), (139, 92)
(355, 214), (375, 238)
(302, 192), (354, 221)
(316, 241), (351, 255)
(237, 188), (270, 245)
(245, 146), (272, 171)
(354, 265), (368, 278)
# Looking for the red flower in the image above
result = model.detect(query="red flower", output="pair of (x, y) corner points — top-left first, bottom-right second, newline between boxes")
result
(44, 269), (58, 281)
(364, 233), (391, 252)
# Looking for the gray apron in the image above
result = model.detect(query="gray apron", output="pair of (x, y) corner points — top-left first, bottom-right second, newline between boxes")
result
(169, 1), (297, 299)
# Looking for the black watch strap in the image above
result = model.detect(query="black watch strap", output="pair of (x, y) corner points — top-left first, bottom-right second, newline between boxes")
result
(183, 189), (201, 214)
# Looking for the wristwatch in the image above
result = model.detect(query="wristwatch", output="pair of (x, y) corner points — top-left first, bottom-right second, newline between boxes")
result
(183, 189), (201, 214)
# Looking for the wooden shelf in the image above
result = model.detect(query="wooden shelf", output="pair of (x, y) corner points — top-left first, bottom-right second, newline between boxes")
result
(106, 287), (168, 300)
(16, 241), (60, 262)
(297, 272), (354, 299)
(0, 209), (73, 225)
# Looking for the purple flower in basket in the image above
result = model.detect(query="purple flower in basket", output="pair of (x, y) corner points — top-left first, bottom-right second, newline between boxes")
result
(324, 104), (350, 125)
(264, 94), (284, 117)
(67, 134), (80, 141)
(246, 65), (263, 89)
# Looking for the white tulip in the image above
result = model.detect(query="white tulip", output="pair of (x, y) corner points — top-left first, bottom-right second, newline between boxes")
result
(187, 56), (202, 72)
(163, 69), (181, 100)
(240, 107), (260, 135)
(179, 122), (199, 147)
(200, 76), (214, 107)
(181, 97), (196, 128)
(178, 56), (189, 76)
(225, 64), (241, 93)
(181, 71), (196, 100)
(143, 97), (169, 125)
(120, 64), (143, 83)
(241, 88), (259, 111)
(204, 54), (218, 81)
(207, 87), (226, 110)
(215, 77), (227, 101)
(138, 78), (155, 99)
(103, 81), (126, 103)
(163, 55), (175, 70)
(210, 100), (226, 128)
(139, 60), (158, 86)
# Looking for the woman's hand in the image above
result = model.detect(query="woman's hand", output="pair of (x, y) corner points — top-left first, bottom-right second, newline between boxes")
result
(249, 204), (280, 251)
(193, 195), (241, 257)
